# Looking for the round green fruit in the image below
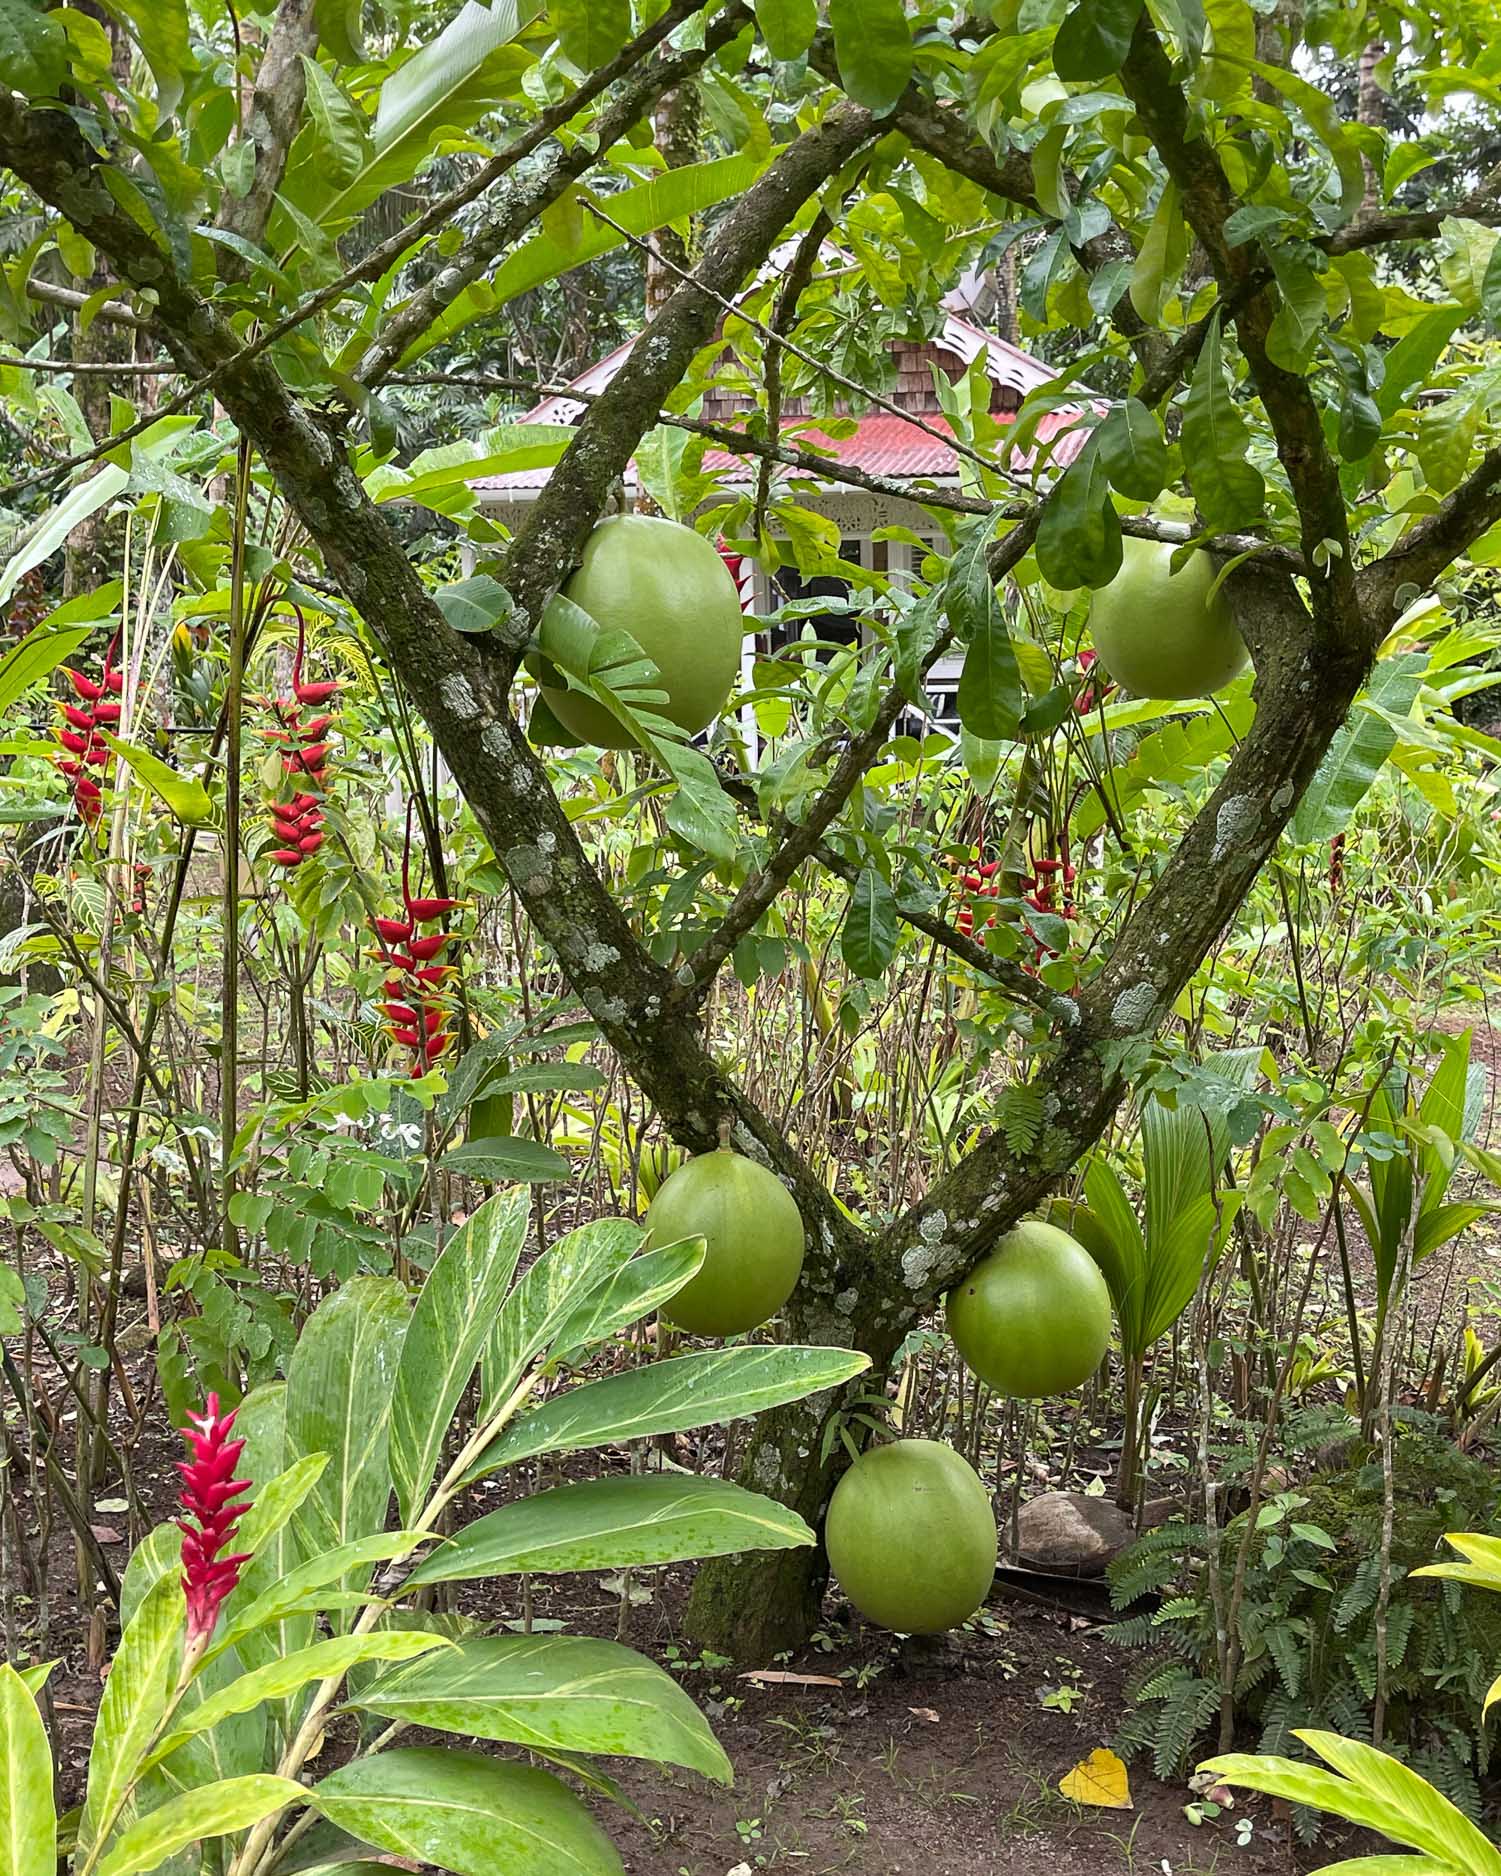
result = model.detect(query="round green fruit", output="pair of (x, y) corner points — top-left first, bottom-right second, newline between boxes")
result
(1088, 535), (1249, 699)
(945, 1219), (1112, 1399)
(644, 1146), (805, 1337)
(537, 513), (744, 750)
(825, 1440), (997, 1634)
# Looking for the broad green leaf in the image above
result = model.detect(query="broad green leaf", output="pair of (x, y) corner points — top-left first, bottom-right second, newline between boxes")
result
(828, 0), (912, 112)
(207, 1531), (431, 1663)
(481, 1217), (644, 1417)
(299, 55), (366, 175)
(93, 1775), (305, 1876)
(1036, 438), (1122, 591)
(357, 1633), (731, 1781)
(98, 732), (215, 827)
(464, 1345), (870, 1482)
(408, 1472), (816, 1585)
(1249, 59), (1366, 223)
(1055, 0), (1144, 80)
(1129, 179), (1187, 325)
(950, 524), (1023, 740)
(1074, 695), (1253, 841)
(1289, 654), (1425, 843)
(841, 867), (898, 978)
(0, 466), (129, 609)
(550, 0), (628, 69)
(1201, 1752), (1438, 1850)
(1077, 1162), (1150, 1354)
(1437, 217), (1498, 314)
(1096, 399), (1166, 501)
(1296, 1730), (1501, 1875)
(0, 0), (66, 94)
(755, 0), (816, 58)
(285, 1277), (409, 1586)
(440, 1135), (570, 1183)
(1182, 315), (1264, 532)
(398, 156), (762, 369)
(391, 1189), (530, 1522)
(1266, 244), (1326, 370)
(108, 0), (190, 115)
(0, 624), (93, 719)
(149, 1633), (449, 1765)
(314, 0), (365, 63)
(654, 736), (740, 863)
(230, 1385), (313, 1674)
(79, 1574), (185, 1857)
(547, 1238), (705, 1361)
(0, 1665), (53, 1876)
(230, 1453), (329, 1564)
(1376, 306), (1464, 420)
(310, 1747), (624, 1875)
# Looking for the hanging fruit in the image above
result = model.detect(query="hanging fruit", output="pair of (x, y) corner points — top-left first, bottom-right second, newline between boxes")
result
(825, 1439), (997, 1634)
(375, 810), (464, 1078)
(643, 1136), (805, 1337)
(257, 610), (340, 869)
(54, 642), (123, 826)
(945, 1220), (1112, 1399)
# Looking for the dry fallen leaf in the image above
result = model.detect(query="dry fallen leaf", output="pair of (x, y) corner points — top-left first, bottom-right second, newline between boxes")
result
(1059, 1747), (1133, 1810)
(737, 1669), (842, 1688)
(908, 1706), (940, 1723)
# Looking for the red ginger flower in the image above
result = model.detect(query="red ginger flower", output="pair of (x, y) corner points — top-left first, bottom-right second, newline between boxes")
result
(54, 644), (122, 825)
(177, 1393), (253, 1641)
(259, 611), (340, 869)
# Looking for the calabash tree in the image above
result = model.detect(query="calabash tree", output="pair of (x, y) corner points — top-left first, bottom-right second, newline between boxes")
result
(5, 0), (1501, 1661)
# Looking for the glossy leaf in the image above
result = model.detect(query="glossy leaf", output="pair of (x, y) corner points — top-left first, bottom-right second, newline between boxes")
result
(409, 1471), (816, 1585)
(828, 0), (912, 113)
(98, 732), (215, 827)
(1036, 439), (1122, 591)
(1055, 0), (1144, 80)
(391, 1188), (530, 1522)
(950, 523), (1023, 740)
(550, 0), (629, 70)
(464, 1345), (870, 1482)
(150, 1632), (450, 1765)
(93, 1776), (305, 1876)
(79, 1573), (184, 1857)
(0, 0), (66, 95)
(207, 1530), (431, 1662)
(1096, 399), (1167, 502)
(546, 1238), (705, 1361)
(0, 1665), (53, 1876)
(357, 1633), (731, 1781)
(755, 0), (816, 59)
(0, 466), (129, 609)
(841, 867), (898, 978)
(1289, 655), (1426, 843)
(285, 1277), (409, 1581)
(1182, 315), (1264, 532)
(0, 624), (93, 720)
(310, 1747), (624, 1875)
(441, 1135), (570, 1183)
(481, 1216), (643, 1416)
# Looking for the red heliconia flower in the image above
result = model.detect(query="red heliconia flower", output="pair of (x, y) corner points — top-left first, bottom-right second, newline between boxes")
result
(176, 1393), (253, 1643)
(54, 642), (121, 825)
(376, 807), (464, 1076)
(1075, 647), (1116, 716)
(259, 611), (339, 873)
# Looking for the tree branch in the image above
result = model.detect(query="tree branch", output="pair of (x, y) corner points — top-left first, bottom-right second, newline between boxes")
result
(218, 0), (320, 253)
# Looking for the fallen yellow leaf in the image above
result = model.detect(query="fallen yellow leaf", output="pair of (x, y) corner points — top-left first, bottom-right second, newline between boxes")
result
(1059, 1747), (1133, 1810)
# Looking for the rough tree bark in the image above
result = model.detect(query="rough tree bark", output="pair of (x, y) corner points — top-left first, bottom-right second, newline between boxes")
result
(7, 20), (1501, 1661)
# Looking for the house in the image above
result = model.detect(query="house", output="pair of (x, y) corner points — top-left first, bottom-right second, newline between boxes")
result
(472, 277), (1089, 745)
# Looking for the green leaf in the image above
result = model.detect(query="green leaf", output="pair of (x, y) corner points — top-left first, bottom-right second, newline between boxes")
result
(1289, 654), (1426, 843)
(828, 0), (910, 112)
(310, 1747), (624, 1875)
(550, 0), (628, 69)
(0, 1665), (54, 1876)
(79, 1574), (184, 1857)
(1096, 400), (1167, 501)
(0, 466), (129, 609)
(434, 575), (515, 636)
(440, 1135), (569, 1183)
(482, 1217), (644, 1416)
(357, 1633), (731, 1781)
(408, 1472), (816, 1586)
(1129, 179), (1187, 325)
(391, 1188), (530, 1523)
(0, 0), (65, 96)
(230, 1453), (329, 1566)
(1054, 0), (1144, 81)
(1248, 59), (1366, 224)
(841, 867), (898, 978)
(949, 524), (1023, 740)
(464, 1345), (870, 1483)
(755, 0), (816, 59)
(1437, 216), (1498, 314)
(1182, 313), (1264, 532)
(1266, 245), (1326, 371)
(285, 1277), (409, 1578)
(401, 156), (761, 369)
(93, 1775), (306, 1876)
(313, 0), (365, 63)
(106, 0), (190, 116)
(1036, 438), (1123, 591)
(300, 56), (366, 178)
(149, 1633), (450, 1765)
(546, 1238), (705, 1362)
(1376, 306), (1464, 420)
(654, 737), (740, 863)
(1300, 1731), (1501, 1875)
(0, 624), (93, 720)
(98, 732), (215, 827)
(208, 1530), (431, 1663)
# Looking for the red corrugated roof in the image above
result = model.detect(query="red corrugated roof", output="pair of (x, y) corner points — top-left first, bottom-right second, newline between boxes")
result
(473, 406), (1091, 495)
